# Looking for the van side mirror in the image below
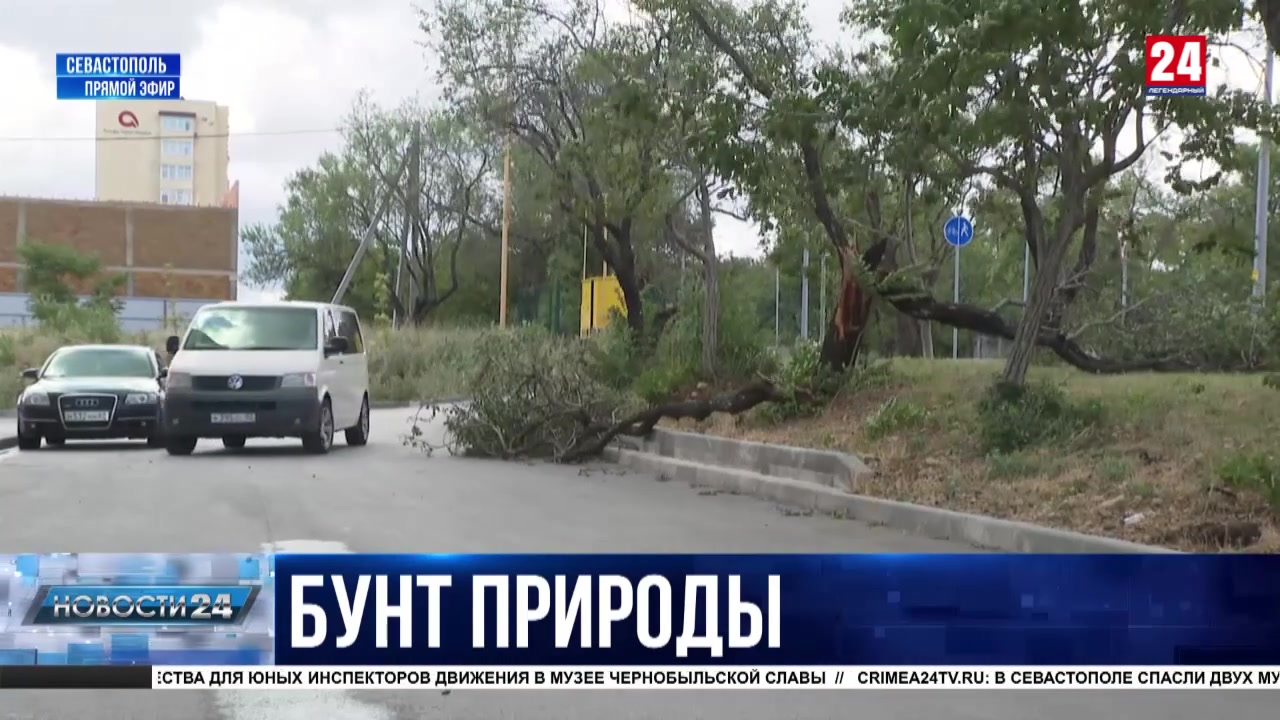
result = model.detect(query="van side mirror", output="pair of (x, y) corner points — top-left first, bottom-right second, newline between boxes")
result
(21, 368), (39, 380)
(324, 336), (349, 356)
(158, 367), (169, 379)
(165, 335), (181, 354)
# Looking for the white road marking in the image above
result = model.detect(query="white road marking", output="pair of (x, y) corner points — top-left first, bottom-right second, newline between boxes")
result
(214, 539), (393, 720)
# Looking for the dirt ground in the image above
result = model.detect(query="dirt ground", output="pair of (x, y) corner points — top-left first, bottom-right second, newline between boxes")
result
(666, 359), (1280, 552)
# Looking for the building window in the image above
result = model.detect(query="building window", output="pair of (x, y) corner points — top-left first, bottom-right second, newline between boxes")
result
(162, 139), (193, 157)
(161, 116), (193, 132)
(160, 189), (193, 205)
(160, 163), (193, 181)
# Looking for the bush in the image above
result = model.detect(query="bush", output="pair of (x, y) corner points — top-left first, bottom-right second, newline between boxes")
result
(1217, 451), (1280, 510)
(864, 397), (929, 440)
(364, 325), (484, 403)
(976, 380), (1103, 454)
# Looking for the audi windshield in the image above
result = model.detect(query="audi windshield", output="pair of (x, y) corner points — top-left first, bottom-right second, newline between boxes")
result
(182, 306), (319, 351)
(42, 347), (155, 378)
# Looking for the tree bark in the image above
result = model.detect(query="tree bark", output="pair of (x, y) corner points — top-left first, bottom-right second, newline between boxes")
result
(1001, 234), (1072, 385)
(696, 178), (720, 376)
(818, 240), (887, 370)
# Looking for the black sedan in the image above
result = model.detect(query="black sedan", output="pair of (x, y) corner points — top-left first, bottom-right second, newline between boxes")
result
(14, 344), (168, 450)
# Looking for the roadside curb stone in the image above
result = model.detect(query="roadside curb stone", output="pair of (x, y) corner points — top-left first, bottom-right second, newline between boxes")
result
(605, 427), (1173, 554)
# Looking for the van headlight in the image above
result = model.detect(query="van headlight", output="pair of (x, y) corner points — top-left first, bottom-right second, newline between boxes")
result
(21, 391), (49, 406)
(280, 372), (316, 388)
(166, 371), (192, 389)
(125, 392), (158, 405)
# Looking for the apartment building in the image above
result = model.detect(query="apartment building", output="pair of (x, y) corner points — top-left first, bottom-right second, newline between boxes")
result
(94, 98), (232, 207)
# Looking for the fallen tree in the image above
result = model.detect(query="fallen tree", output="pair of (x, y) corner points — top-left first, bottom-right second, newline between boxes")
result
(410, 236), (1270, 465)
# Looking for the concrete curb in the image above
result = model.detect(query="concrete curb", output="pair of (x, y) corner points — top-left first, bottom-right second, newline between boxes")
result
(605, 428), (1173, 554)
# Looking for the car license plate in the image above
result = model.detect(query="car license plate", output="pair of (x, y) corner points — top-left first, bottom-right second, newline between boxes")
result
(64, 410), (110, 422)
(211, 413), (256, 424)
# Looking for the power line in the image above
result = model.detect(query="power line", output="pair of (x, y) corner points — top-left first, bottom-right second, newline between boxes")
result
(0, 128), (341, 143)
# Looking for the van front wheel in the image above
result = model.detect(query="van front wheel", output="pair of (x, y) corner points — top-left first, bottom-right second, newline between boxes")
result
(302, 398), (334, 455)
(345, 396), (370, 447)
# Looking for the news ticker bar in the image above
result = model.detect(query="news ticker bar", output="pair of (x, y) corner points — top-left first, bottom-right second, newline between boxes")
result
(55, 53), (181, 100)
(0, 666), (1277, 690)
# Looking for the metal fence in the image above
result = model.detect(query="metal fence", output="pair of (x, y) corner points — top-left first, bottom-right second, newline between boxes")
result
(0, 293), (212, 333)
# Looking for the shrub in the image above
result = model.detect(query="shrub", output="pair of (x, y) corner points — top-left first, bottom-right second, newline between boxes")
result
(864, 397), (929, 440)
(1217, 451), (1280, 510)
(364, 325), (483, 403)
(976, 380), (1103, 454)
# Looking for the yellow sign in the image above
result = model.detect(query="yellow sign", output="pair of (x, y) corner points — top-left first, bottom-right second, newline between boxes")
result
(1252, 268), (1260, 282)
(580, 275), (627, 336)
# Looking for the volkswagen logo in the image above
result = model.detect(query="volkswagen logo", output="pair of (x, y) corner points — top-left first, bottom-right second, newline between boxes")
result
(227, 375), (244, 390)
(73, 398), (97, 408)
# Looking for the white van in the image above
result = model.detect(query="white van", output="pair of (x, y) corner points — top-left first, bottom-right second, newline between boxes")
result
(160, 301), (371, 456)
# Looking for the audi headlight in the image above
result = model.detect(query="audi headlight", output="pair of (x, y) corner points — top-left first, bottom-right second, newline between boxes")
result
(166, 371), (192, 389)
(125, 392), (158, 405)
(21, 390), (49, 406)
(280, 372), (316, 388)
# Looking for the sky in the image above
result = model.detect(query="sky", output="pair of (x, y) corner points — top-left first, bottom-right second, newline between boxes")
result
(0, 0), (1269, 301)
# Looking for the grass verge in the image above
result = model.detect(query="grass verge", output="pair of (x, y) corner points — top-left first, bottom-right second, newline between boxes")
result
(679, 358), (1280, 553)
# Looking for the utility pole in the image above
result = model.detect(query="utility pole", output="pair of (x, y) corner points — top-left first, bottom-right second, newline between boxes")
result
(500, 134), (512, 327)
(333, 152), (410, 306)
(1254, 46), (1274, 308)
(774, 266), (780, 345)
(800, 245), (810, 339)
(819, 254), (826, 341)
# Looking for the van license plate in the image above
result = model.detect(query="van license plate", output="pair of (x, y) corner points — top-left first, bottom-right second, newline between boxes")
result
(64, 410), (109, 422)
(211, 413), (255, 424)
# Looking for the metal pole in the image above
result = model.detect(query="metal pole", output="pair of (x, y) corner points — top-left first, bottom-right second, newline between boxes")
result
(774, 267), (780, 345)
(952, 244), (960, 359)
(1022, 243), (1030, 303)
(1254, 46), (1274, 306)
(1120, 239), (1129, 319)
(332, 153), (410, 305)
(500, 134), (512, 327)
(800, 245), (810, 339)
(819, 254), (826, 341)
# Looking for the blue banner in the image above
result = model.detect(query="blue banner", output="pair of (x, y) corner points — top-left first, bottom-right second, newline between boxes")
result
(0, 553), (272, 665)
(56, 53), (180, 77)
(56, 76), (180, 100)
(274, 554), (1280, 666)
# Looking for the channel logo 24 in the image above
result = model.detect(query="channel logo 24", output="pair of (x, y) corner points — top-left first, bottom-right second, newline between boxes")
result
(1145, 35), (1207, 96)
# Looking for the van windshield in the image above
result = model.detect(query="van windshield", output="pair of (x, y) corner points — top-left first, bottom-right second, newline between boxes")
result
(182, 307), (319, 351)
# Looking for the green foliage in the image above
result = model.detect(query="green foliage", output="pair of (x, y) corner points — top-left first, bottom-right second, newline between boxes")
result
(17, 240), (123, 337)
(1216, 451), (1280, 510)
(864, 397), (928, 440)
(976, 381), (1104, 454)
(416, 327), (638, 459)
(986, 452), (1044, 481)
(753, 340), (840, 423)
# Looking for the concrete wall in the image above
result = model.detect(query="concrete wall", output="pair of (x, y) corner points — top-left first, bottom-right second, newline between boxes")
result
(0, 196), (237, 301)
(0, 293), (213, 332)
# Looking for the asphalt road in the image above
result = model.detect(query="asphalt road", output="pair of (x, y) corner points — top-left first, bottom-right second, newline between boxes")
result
(0, 408), (1274, 719)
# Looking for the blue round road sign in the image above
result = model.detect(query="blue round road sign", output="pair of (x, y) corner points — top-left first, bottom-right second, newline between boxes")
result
(944, 216), (973, 247)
